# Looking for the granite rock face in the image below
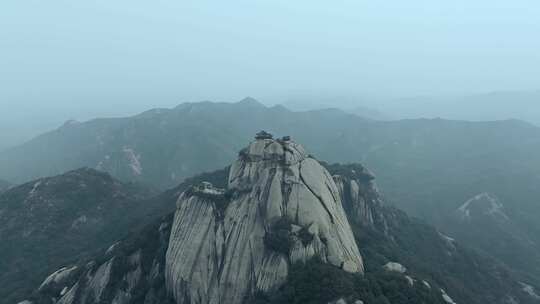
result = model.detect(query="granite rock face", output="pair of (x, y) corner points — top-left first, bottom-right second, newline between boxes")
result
(325, 162), (390, 236)
(165, 137), (364, 304)
(330, 165), (383, 225)
(383, 262), (407, 274)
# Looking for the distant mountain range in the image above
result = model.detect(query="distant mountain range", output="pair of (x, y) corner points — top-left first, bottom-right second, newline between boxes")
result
(278, 97), (390, 121)
(366, 90), (540, 125)
(2, 98), (540, 217)
(3, 98), (540, 293)
(275, 91), (540, 125)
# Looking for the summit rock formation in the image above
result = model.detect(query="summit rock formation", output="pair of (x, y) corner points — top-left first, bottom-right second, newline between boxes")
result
(165, 134), (364, 303)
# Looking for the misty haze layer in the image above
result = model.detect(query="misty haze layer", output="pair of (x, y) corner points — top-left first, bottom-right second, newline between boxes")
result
(1, 1), (540, 149)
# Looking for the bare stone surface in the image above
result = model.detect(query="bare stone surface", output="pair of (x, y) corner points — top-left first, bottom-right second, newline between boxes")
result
(165, 137), (364, 304)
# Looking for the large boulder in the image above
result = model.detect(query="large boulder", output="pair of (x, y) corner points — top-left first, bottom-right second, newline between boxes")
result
(165, 136), (364, 304)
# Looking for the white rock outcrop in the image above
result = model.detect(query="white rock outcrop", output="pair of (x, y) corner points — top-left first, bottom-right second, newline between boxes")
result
(405, 275), (415, 286)
(165, 136), (364, 304)
(457, 192), (509, 222)
(38, 266), (79, 291)
(383, 262), (407, 274)
(441, 289), (458, 304)
(520, 282), (540, 299)
(334, 173), (380, 226)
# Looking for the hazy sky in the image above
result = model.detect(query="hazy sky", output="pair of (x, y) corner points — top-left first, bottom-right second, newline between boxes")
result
(2, 1), (540, 102)
(1, 1), (540, 148)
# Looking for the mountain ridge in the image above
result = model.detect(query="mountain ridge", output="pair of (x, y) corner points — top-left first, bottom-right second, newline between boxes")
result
(2, 99), (539, 189)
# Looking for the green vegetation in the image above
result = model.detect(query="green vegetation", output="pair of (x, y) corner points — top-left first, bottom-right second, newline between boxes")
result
(351, 206), (537, 304)
(0, 169), (156, 303)
(264, 218), (293, 255)
(253, 259), (444, 304)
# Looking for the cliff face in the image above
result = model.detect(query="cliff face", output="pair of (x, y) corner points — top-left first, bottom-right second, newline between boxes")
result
(327, 163), (386, 229)
(165, 137), (363, 304)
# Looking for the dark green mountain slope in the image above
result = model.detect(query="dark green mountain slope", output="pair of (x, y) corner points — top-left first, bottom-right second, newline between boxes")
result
(0, 169), (156, 303)
(0, 166), (230, 303)
(0, 99), (270, 188)
(440, 192), (540, 285)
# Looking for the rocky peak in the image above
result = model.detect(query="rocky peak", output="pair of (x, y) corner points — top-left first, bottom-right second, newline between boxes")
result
(165, 135), (363, 304)
(456, 192), (509, 222)
(237, 96), (265, 108)
(323, 163), (386, 229)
